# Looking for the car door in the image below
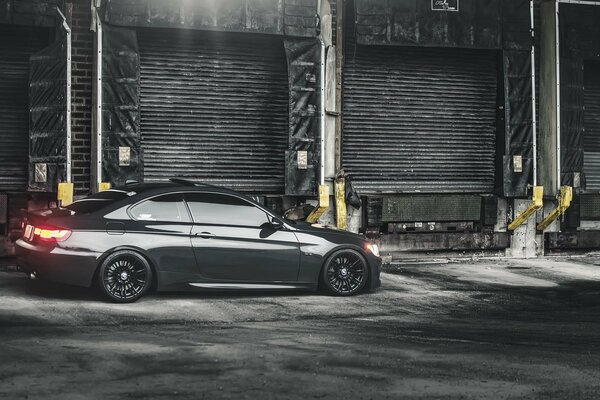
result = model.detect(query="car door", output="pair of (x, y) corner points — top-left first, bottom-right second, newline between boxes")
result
(184, 192), (300, 283)
(126, 193), (198, 286)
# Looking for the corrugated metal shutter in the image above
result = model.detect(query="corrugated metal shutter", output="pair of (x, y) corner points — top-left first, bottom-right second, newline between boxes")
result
(0, 25), (46, 191)
(343, 44), (498, 194)
(584, 61), (600, 191)
(138, 29), (289, 194)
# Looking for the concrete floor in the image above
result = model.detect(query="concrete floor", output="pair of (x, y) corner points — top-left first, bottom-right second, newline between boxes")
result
(1, 256), (600, 399)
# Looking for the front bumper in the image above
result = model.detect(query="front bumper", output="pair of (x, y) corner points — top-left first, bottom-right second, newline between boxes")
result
(368, 255), (382, 291)
(16, 239), (99, 287)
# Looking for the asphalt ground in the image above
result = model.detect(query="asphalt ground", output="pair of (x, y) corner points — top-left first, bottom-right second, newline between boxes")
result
(1, 256), (600, 399)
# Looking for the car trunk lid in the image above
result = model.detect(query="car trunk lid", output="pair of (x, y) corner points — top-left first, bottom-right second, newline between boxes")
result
(21, 208), (74, 242)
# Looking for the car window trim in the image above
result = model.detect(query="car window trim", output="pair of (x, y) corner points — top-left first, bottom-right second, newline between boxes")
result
(183, 191), (269, 228)
(183, 191), (289, 229)
(124, 189), (292, 229)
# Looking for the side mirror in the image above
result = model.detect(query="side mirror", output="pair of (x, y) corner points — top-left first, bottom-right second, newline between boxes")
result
(269, 217), (284, 230)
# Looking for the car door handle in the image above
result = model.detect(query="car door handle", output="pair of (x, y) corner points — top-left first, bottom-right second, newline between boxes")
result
(195, 232), (215, 239)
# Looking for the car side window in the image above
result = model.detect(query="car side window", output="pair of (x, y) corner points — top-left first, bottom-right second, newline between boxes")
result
(129, 194), (190, 223)
(185, 192), (270, 227)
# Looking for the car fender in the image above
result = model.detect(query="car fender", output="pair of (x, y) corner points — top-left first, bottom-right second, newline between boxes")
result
(294, 230), (373, 284)
(95, 245), (160, 283)
(318, 244), (375, 286)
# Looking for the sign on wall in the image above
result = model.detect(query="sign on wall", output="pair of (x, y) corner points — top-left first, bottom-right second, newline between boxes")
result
(431, 0), (459, 11)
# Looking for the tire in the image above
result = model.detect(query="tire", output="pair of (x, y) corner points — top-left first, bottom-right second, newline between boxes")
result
(321, 249), (368, 296)
(97, 250), (153, 303)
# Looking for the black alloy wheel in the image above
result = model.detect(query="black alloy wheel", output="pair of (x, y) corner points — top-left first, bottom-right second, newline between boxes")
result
(322, 249), (368, 296)
(98, 250), (152, 303)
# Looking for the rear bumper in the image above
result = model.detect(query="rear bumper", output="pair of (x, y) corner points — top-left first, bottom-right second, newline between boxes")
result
(15, 239), (99, 287)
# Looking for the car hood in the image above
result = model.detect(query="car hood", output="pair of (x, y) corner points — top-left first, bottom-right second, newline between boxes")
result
(292, 221), (367, 241)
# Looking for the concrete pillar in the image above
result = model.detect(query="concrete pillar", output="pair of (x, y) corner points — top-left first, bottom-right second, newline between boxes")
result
(538, 0), (559, 195)
(319, 0), (339, 225)
(324, 46), (337, 181)
(507, 199), (542, 258)
(347, 205), (361, 234)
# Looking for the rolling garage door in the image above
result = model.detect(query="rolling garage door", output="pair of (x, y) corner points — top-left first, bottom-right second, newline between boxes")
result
(138, 29), (289, 194)
(0, 25), (46, 191)
(343, 45), (498, 194)
(584, 61), (600, 191)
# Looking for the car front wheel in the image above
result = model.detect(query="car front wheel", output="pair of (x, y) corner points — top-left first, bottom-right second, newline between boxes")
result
(98, 250), (153, 303)
(322, 249), (368, 296)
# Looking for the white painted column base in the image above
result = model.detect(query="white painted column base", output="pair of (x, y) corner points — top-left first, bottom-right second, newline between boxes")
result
(507, 199), (543, 258)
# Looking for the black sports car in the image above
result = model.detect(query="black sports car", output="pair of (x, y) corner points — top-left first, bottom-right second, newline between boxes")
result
(16, 179), (382, 302)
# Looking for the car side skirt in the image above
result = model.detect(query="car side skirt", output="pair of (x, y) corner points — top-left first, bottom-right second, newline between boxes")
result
(187, 283), (314, 290)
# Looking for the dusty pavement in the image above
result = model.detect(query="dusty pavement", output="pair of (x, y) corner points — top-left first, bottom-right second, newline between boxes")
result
(1, 257), (600, 399)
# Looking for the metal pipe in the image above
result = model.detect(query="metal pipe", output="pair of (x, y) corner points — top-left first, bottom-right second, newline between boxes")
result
(56, 7), (72, 183)
(320, 39), (326, 186)
(95, 9), (103, 190)
(316, 0), (325, 186)
(555, 0), (561, 188)
(530, 0), (537, 187)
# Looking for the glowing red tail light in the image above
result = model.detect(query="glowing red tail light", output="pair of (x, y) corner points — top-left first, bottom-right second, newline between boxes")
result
(25, 225), (71, 242)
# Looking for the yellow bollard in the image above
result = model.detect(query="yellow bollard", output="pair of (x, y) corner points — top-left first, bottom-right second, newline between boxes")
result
(334, 178), (347, 230)
(306, 185), (330, 223)
(57, 182), (74, 207)
(536, 186), (573, 232)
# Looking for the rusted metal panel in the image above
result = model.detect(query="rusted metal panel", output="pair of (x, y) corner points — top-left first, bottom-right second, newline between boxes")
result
(284, 37), (320, 195)
(29, 29), (69, 192)
(546, 231), (600, 251)
(388, 221), (475, 233)
(560, 57), (584, 190)
(101, 26), (141, 187)
(580, 195), (600, 220)
(502, 50), (534, 197)
(584, 60), (600, 192)
(377, 232), (510, 252)
(100, 0), (318, 37)
(138, 29), (289, 194)
(0, 25), (47, 191)
(0, 194), (6, 225)
(0, 0), (62, 27)
(353, 0), (503, 49)
(559, 4), (600, 190)
(381, 195), (482, 222)
(342, 43), (498, 194)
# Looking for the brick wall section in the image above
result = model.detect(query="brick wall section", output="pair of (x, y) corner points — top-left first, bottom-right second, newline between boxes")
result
(69, 0), (93, 196)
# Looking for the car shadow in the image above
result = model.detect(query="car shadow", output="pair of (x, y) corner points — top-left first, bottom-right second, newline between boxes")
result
(152, 288), (322, 301)
(18, 274), (99, 301)
(15, 272), (326, 302)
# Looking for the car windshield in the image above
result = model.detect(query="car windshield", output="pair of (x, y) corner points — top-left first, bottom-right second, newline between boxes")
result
(65, 190), (134, 214)
(282, 215), (297, 225)
(243, 194), (295, 225)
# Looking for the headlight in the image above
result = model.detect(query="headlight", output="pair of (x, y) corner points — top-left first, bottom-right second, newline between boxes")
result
(366, 243), (380, 257)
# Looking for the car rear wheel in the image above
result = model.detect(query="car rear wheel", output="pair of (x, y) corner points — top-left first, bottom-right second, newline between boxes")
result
(98, 250), (153, 303)
(322, 249), (368, 296)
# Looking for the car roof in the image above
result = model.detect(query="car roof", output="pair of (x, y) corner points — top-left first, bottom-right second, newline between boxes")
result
(106, 180), (275, 218)
(111, 180), (249, 198)
(67, 179), (266, 216)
